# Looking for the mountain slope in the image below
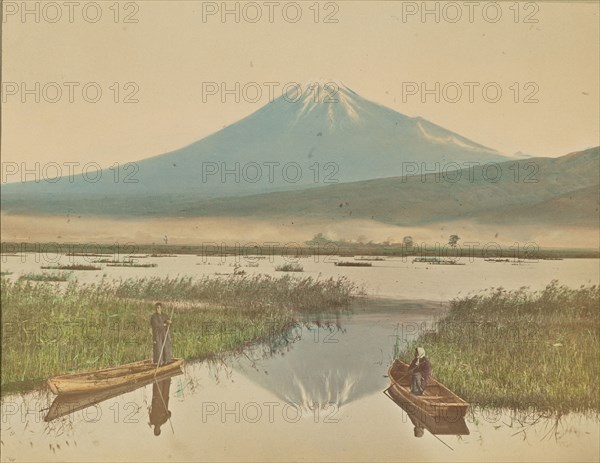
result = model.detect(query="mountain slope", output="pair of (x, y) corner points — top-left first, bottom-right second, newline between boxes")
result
(1, 81), (510, 203)
(479, 184), (599, 226)
(3, 148), (597, 231)
(167, 146), (599, 227)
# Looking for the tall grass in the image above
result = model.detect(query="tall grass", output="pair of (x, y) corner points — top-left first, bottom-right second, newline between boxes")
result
(113, 275), (358, 311)
(1, 275), (358, 390)
(400, 281), (600, 413)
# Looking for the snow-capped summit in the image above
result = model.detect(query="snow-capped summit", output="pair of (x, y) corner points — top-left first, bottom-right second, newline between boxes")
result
(288, 81), (365, 128)
(2, 80), (511, 202)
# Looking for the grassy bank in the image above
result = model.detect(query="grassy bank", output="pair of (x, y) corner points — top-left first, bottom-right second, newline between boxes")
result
(1, 275), (359, 391)
(400, 282), (600, 413)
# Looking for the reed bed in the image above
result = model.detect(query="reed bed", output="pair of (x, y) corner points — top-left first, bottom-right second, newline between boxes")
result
(275, 263), (304, 272)
(113, 275), (358, 311)
(401, 282), (600, 413)
(18, 272), (71, 282)
(41, 264), (101, 271)
(106, 263), (158, 268)
(1, 274), (359, 390)
(334, 261), (372, 267)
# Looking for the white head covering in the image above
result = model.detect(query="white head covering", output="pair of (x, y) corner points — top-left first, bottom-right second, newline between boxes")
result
(416, 347), (426, 359)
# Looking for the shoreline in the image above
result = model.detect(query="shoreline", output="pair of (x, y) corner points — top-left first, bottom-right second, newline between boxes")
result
(0, 275), (359, 394)
(0, 295), (445, 396)
(2, 277), (598, 415)
(2, 242), (599, 260)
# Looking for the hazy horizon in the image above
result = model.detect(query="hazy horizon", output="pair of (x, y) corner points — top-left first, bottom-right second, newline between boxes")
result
(2, 213), (598, 250)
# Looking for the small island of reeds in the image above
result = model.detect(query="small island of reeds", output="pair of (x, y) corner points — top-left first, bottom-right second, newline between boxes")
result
(18, 272), (71, 282)
(1, 274), (360, 392)
(106, 262), (158, 268)
(275, 263), (304, 272)
(400, 282), (600, 413)
(40, 264), (101, 271)
(334, 261), (372, 267)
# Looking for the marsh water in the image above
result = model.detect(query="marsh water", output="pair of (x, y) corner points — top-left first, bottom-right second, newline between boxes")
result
(1, 253), (597, 300)
(1, 255), (599, 461)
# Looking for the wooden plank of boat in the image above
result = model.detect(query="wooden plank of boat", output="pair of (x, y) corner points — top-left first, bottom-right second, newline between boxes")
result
(383, 386), (470, 436)
(44, 368), (183, 422)
(44, 379), (141, 421)
(47, 358), (184, 395)
(387, 358), (469, 421)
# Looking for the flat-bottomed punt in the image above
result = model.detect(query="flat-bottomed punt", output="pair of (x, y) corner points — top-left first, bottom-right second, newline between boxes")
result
(47, 358), (184, 395)
(387, 358), (468, 421)
(383, 386), (469, 436)
(45, 368), (183, 421)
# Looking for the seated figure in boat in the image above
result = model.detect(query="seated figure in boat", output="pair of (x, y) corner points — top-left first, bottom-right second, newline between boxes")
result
(151, 302), (173, 365)
(409, 347), (432, 396)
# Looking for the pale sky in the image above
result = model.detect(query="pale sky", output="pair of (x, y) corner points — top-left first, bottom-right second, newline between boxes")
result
(2, 1), (599, 172)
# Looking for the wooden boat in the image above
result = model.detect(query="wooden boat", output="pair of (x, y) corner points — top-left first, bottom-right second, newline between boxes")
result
(387, 359), (468, 421)
(383, 386), (469, 436)
(47, 358), (184, 395)
(45, 368), (182, 421)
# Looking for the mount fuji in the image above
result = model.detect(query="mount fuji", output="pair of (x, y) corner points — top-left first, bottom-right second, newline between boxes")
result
(2, 81), (512, 215)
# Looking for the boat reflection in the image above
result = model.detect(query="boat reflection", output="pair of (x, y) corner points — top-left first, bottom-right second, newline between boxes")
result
(44, 369), (182, 424)
(383, 385), (470, 437)
(149, 377), (172, 436)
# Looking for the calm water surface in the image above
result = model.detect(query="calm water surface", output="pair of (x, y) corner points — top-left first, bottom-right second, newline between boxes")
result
(1, 253), (598, 300)
(1, 255), (598, 461)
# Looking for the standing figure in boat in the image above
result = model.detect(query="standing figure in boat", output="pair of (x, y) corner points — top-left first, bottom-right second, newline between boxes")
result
(149, 377), (172, 436)
(409, 347), (432, 395)
(151, 302), (172, 365)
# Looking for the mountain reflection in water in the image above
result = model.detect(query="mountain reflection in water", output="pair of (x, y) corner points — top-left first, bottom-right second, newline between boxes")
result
(2, 305), (594, 462)
(231, 314), (389, 414)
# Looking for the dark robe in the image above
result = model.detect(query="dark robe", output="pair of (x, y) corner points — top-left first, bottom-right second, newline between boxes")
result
(149, 378), (171, 436)
(151, 312), (172, 365)
(409, 356), (432, 389)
